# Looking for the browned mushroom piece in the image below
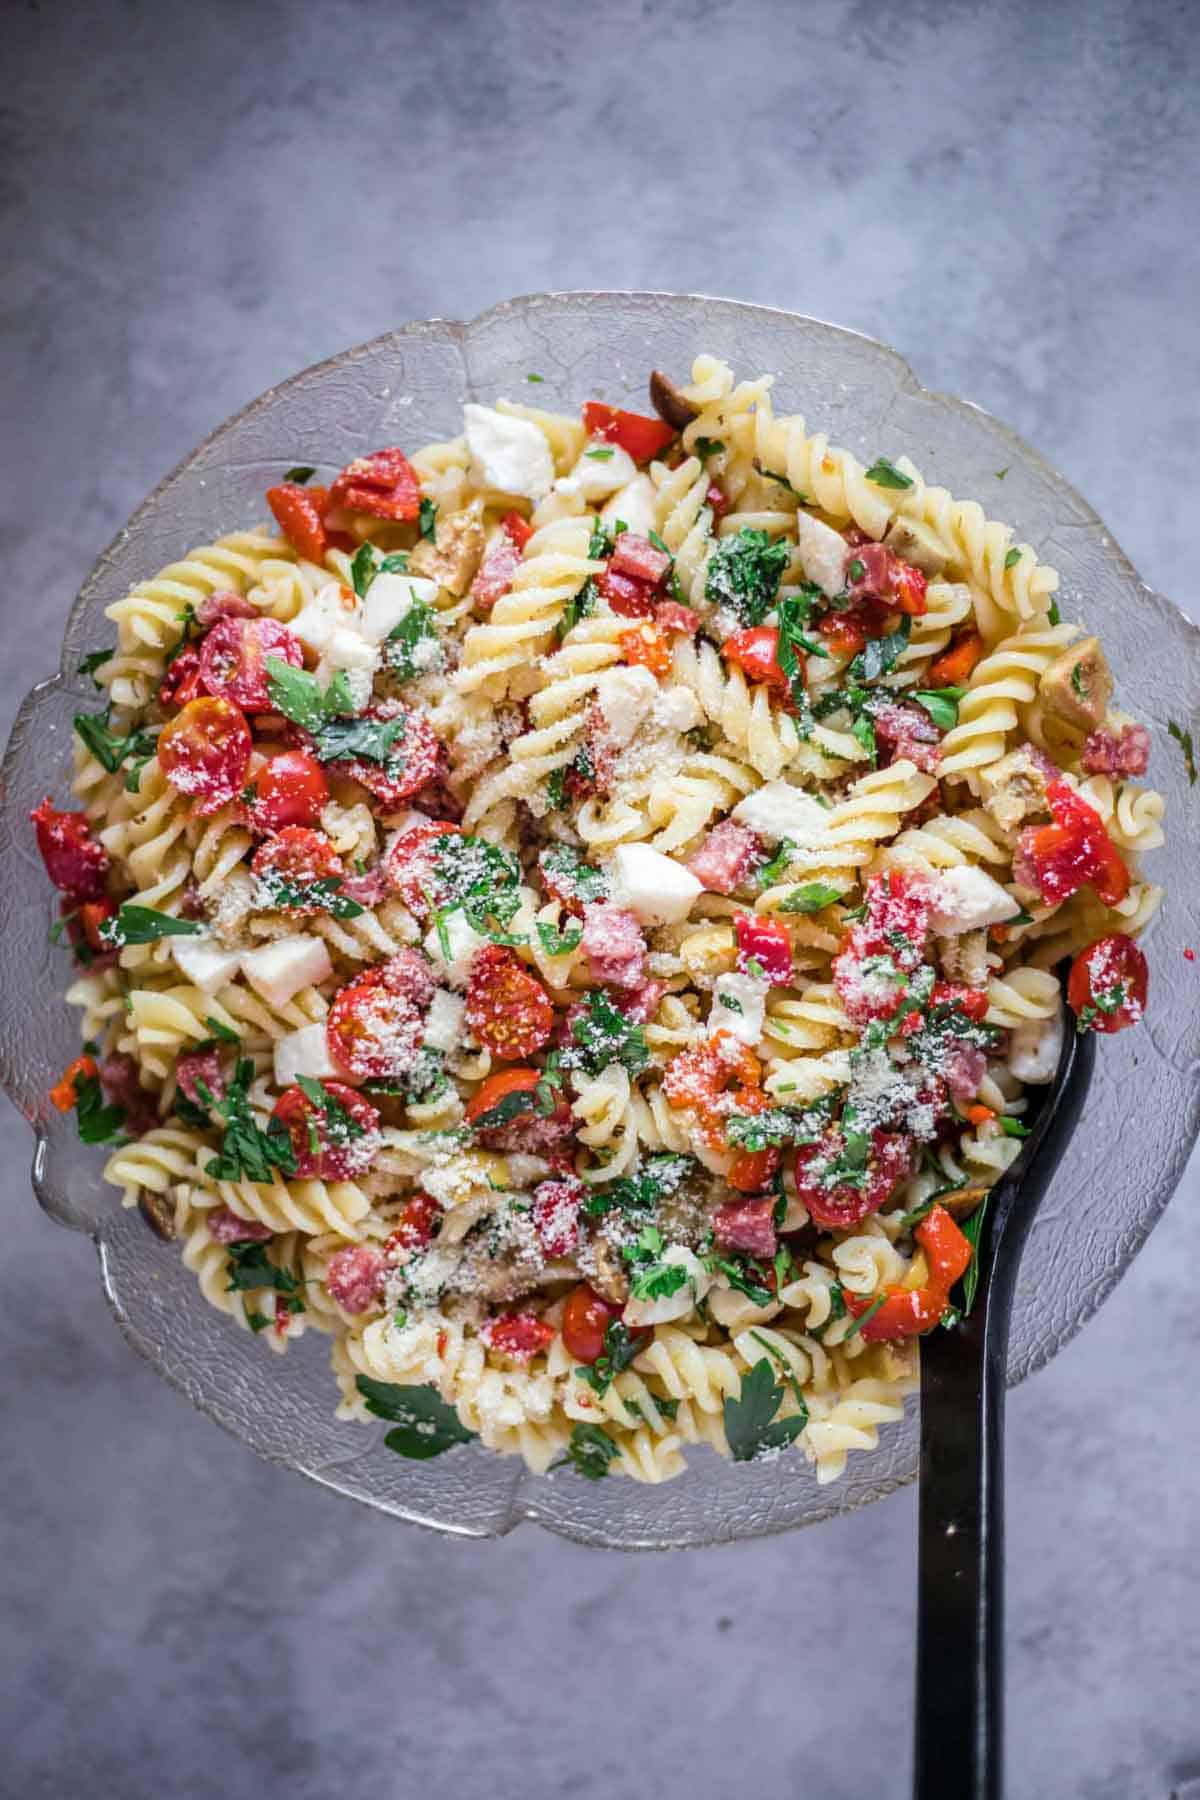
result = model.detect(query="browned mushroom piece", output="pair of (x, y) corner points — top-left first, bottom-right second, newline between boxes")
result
(883, 514), (949, 576)
(648, 369), (698, 432)
(408, 503), (486, 597)
(932, 1184), (990, 1222)
(138, 1188), (177, 1241)
(978, 744), (1055, 833)
(582, 1232), (631, 1307)
(1037, 635), (1113, 731)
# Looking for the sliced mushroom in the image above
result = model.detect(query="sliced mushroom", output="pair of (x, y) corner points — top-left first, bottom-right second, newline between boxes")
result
(648, 369), (697, 432)
(582, 1232), (630, 1307)
(1037, 636), (1113, 730)
(933, 1184), (990, 1222)
(884, 514), (949, 576)
(138, 1188), (177, 1241)
(408, 503), (486, 597)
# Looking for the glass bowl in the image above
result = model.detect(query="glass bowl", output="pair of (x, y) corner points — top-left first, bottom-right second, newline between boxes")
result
(4, 291), (1197, 1548)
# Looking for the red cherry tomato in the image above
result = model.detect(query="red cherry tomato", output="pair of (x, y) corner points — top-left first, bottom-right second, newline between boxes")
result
(326, 706), (444, 808)
(561, 1283), (619, 1364)
(465, 945), (554, 1061)
(726, 1149), (781, 1193)
(582, 402), (677, 463)
(30, 797), (109, 900)
(385, 1192), (442, 1257)
(266, 483), (331, 562)
(888, 559), (928, 616)
(734, 911), (793, 984)
(1067, 933), (1148, 1034)
(251, 826), (344, 909)
(597, 568), (657, 616)
(271, 1080), (380, 1178)
(501, 511), (534, 551)
(483, 1313), (556, 1360)
(159, 646), (205, 709)
(326, 966), (427, 1083)
(328, 447), (421, 522)
(721, 626), (792, 697)
(706, 481), (730, 520)
(157, 696), (252, 814)
(794, 1128), (913, 1231)
(245, 750), (329, 832)
(382, 820), (461, 918)
(1018, 781), (1130, 907)
(198, 617), (304, 712)
(930, 980), (990, 1023)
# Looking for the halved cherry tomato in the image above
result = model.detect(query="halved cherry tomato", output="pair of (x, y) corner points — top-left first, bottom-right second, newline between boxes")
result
(385, 1191), (442, 1257)
(329, 447), (421, 522)
(271, 1080), (380, 1178)
(244, 750), (329, 832)
(266, 483), (330, 562)
(382, 820), (461, 918)
(734, 912), (793, 984)
(326, 965), (427, 1082)
(159, 646), (205, 709)
(157, 696), (252, 814)
(251, 826), (344, 909)
(1067, 933), (1148, 1034)
(326, 705), (444, 808)
(889, 559), (929, 616)
(928, 629), (984, 688)
(198, 617), (304, 712)
(794, 1128), (913, 1231)
(1018, 781), (1129, 907)
(466, 946), (554, 1061)
(727, 1149), (781, 1193)
(582, 402), (676, 463)
(501, 511), (534, 551)
(620, 624), (671, 677)
(30, 798), (109, 900)
(483, 1312), (556, 1360)
(721, 626), (792, 698)
(561, 1283), (619, 1364)
(50, 1054), (97, 1113)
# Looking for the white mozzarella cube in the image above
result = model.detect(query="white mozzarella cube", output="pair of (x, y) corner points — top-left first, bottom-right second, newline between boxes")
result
(600, 474), (658, 538)
(241, 935), (333, 1010)
(170, 937), (244, 995)
(360, 572), (439, 645)
(324, 624), (380, 674)
(709, 972), (767, 1046)
(463, 403), (554, 500)
(929, 866), (1021, 935)
(623, 1246), (713, 1329)
(609, 843), (703, 926)
(423, 988), (466, 1053)
(795, 510), (851, 597)
(274, 1022), (338, 1088)
(569, 440), (639, 500)
(1008, 1010), (1064, 1085)
(423, 907), (489, 989)
(593, 665), (659, 748)
(732, 780), (830, 846)
(290, 580), (359, 657)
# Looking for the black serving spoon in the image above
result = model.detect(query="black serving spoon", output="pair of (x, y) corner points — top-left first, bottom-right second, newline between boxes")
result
(912, 988), (1096, 1800)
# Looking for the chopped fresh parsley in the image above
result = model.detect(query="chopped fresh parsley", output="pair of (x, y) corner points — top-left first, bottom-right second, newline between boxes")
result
(694, 436), (725, 462)
(911, 687), (966, 731)
(756, 839), (797, 887)
(68, 1066), (127, 1145)
(999, 1116), (1031, 1140)
(559, 576), (598, 639)
(842, 1292), (887, 1340)
(725, 1104), (830, 1151)
(350, 543), (410, 598)
(705, 527), (790, 627)
(582, 1153), (693, 1220)
(585, 447), (615, 461)
(311, 712), (406, 766)
(723, 1359), (806, 1462)
(384, 603), (444, 681)
(525, 373), (545, 383)
(713, 1256), (774, 1308)
(552, 1421), (619, 1479)
(225, 1242), (305, 1319)
(545, 768), (567, 811)
(587, 517), (614, 560)
(355, 1375), (476, 1458)
(565, 989), (649, 1077)
(418, 497), (438, 541)
(1047, 599), (1061, 626)
(777, 880), (844, 914)
(73, 706), (161, 792)
(629, 1258), (689, 1303)
(1004, 546), (1022, 570)
(864, 456), (914, 491)
(956, 1198), (989, 1315)
(77, 646), (115, 686)
(539, 843), (609, 906)
(98, 904), (203, 948)
(283, 465), (316, 484)
(265, 659), (357, 733)
(1168, 720), (1197, 786)
(536, 919), (583, 957)
(205, 1058), (298, 1183)
(849, 615), (912, 684)
(757, 465), (805, 500)
(576, 1320), (642, 1398)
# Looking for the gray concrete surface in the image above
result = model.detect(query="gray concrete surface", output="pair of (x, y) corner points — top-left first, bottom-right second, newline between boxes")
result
(3, 2), (1198, 1795)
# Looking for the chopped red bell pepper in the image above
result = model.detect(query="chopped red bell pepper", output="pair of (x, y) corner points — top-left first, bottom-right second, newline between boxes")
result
(582, 402), (677, 463)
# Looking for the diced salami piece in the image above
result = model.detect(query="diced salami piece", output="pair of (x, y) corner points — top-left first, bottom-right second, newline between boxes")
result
(470, 535), (522, 612)
(531, 1177), (585, 1257)
(610, 533), (671, 586)
(340, 866), (389, 907)
(597, 568), (656, 617)
(713, 1194), (778, 1260)
(380, 947), (437, 1010)
(621, 978), (666, 1024)
(195, 590), (258, 627)
(208, 1206), (273, 1244)
(99, 1053), (156, 1133)
(945, 1043), (988, 1102)
(1081, 723), (1151, 778)
(176, 1047), (225, 1107)
(581, 903), (648, 989)
(326, 1244), (386, 1314)
(654, 601), (701, 635)
(687, 820), (760, 894)
(872, 700), (942, 773)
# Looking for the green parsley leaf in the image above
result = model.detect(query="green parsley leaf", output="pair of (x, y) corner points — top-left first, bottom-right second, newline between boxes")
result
(864, 457), (914, 491)
(756, 839), (797, 888)
(705, 527), (790, 627)
(552, 1421), (619, 1480)
(999, 1116), (1031, 1139)
(842, 1292), (887, 1340)
(566, 989), (649, 1077)
(576, 1320), (642, 1398)
(585, 447), (615, 461)
(418, 496), (438, 541)
(629, 1259), (690, 1303)
(254, 870), (364, 919)
(312, 713), (406, 765)
(778, 880), (844, 914)
(525, 373), (545, 383)
(587, 517), (614, 560)
(350, 544), (411, 598)
(1004, 546), (1022, 570)
(545, 768), (566, 811)
(911, 687), (966, 732)
(206, 1059), (298, 1184)
(723, 1359), (806, 1462)
(850, 615), (912, 684)
(355, 1375), (476, 1458)
(581, 1153), (693, 1220)
(384, 602), (444, 681)
(694, 436), (725, 461)
(1047, 599), (1062, 626)
(539, 843), (609, 905)
(283, 465), (316, 484)
(714, 1256), (774, 1308)
(225, 1242), (304, 1319)
(536, 919), (583, 958)
(204, 1014), (241, 1045)
(69, 1067), (127, 1145)
(73, 705), (160, 788)
(265, 658), (354, 733)
(77, 647), (115, 686)
(995, 467), (1009, 480)
(98, 905), (202, 948)
(558, 577), (598, 639)
(957, 1197), (989, 1314)
(465, 1084), (538, 1133)
(647, 529), (673, 558)
(1168, 719), (1197, 786)
(757, 466), (805, 500)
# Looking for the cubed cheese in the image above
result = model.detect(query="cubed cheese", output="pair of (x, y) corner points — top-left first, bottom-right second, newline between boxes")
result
(795, 510), (851, 597)
(463, 403), (554, 500)
(709, 972), (767, 1046)
(623, 1246), (713, 1328)
(928, 866), (1021, 935)
(171, 937), (244, 995)
(290, 580), (359, 657)
(360, 571), (439, 645)
(609, 843), (703, 925)
(423, 988), (466, 1053)
(600, 473), (657, 538)
(568, 440), (639, 500)
(324, 623), (380, 674)
(274, 1021), (338, 1088)
(241, 935), (333, 1009)
(1008, 1010), (1064, 1085)
(593, 665), (658, 748)
(732, 780), (830, 846)
(423, 907), (489, 988)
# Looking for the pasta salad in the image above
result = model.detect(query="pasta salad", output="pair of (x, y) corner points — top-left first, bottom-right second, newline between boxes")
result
(35, 355), (1163, 1486)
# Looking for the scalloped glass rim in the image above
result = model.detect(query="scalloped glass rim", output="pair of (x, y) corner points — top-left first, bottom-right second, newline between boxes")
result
(4, 291), (1198, 1549)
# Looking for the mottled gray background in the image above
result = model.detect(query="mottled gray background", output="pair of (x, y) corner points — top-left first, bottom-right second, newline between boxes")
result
(2, 1), (1198, 1796)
